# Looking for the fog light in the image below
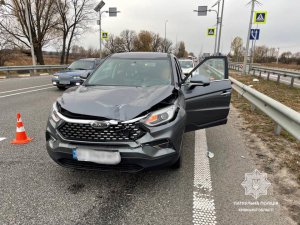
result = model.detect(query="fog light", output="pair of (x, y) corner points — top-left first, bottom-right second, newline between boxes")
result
(53, 82), (57, 85)
(75, 82), (80, 86)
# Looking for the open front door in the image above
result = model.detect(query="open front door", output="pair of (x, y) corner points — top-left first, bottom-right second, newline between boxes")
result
(183, 56), (231, 132)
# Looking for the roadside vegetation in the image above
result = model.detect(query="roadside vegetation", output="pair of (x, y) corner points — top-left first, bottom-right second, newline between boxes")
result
(230, 71), (300, 223)
(230, 71), (300, 181)
(229, 36), (300, 70)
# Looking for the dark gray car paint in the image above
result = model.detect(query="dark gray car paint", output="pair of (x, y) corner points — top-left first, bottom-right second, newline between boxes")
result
(58, 84), (175, 121)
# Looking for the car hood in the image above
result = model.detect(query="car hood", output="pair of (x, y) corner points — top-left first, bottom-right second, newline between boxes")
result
(56, 69), (93, 76)
(57, 85), (175, 121)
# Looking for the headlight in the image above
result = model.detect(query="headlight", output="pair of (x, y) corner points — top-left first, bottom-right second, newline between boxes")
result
(73, 76), (81, 79)
(51, 102), (61, 123)
(142, 105), (177, 126)
(53, 75), (59, 79)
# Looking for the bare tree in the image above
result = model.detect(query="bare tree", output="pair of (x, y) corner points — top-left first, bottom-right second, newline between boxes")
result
(230, 37), (243, 62)
(55, 0), (93, 64)
(120, 30), (136, 52)
(0, 0), (58, 64)
(176, 41), (187, 58)
(162, 39), (173, 53)
(0, 38), (13, 66)
(151, 33), (163, 52)
(104, 34), (126, 54)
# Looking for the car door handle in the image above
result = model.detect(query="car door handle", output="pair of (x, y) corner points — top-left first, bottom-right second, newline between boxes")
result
(220, 91), (231, 96)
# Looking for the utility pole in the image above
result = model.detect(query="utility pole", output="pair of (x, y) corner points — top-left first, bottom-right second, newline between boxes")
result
(243, 0), (255, 74)
(25, 1), (36, 67)
(276, 47), (280, 64)
(212, 1), (220, 55)
(216, 0), (224, 55)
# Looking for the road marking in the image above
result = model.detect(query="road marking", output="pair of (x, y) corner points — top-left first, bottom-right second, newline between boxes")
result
(0, 84), (53, 94)
(193, 129), (217, 225)
(0, 87), (54, 98)
(0, 137), (6, 142)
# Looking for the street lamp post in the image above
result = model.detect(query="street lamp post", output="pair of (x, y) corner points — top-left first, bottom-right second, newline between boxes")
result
(216, 0), (225, 55)
(164, 20), (168, 53)
(94, 1), (106, 59)
(243, 0), (255, 75)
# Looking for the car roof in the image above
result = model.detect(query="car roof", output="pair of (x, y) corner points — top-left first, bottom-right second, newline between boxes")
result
(110, 52), (169, 59)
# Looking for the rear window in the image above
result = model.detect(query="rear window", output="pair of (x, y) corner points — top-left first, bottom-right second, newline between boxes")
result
(86, 58), (172, 87)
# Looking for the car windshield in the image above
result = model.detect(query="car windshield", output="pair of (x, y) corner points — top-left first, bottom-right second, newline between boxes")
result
(86, 58), (172, 87)
(68, 60), (95, 70)
(179, 60), (193, 69)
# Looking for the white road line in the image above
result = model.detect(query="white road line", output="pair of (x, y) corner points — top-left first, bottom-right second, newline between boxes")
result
(193, 129), (217, 225)
(0, 84), (52, 94)
(0, 87), (54, 98)
(0, 137), (6, 142)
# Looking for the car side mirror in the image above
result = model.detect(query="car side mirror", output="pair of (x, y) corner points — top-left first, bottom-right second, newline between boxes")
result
(187, 75), (210, 89)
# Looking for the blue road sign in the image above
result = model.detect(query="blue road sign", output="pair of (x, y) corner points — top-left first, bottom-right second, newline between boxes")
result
(250, 29), (260, 40)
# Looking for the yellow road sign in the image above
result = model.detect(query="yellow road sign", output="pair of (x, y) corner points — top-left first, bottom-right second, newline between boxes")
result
(101, 32), (109, 40)
(254, 11), (267, 24)
(207, 28), (216, 37)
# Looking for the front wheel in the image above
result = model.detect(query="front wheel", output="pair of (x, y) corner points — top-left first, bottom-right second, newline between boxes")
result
(170, 156), (181, 169)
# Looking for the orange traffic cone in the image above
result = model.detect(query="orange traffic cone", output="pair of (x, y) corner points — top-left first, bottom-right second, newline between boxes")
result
(11, 113), (33, 144)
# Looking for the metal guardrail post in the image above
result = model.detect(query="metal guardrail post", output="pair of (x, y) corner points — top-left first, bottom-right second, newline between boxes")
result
(277, 74), (281, 84)
(274, 124), (282, 135)
(291, 77), (295, 87)
(267, 72), (270, 80)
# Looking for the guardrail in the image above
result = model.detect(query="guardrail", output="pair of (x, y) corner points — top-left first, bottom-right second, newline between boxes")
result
(230, 77), (300, 141)
(229, 63), (300, 87)
(0, 65), (67, 76)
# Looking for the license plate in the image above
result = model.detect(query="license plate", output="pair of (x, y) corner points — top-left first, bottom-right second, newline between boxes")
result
(72, 149), (121, 165)
(60, 80), (70, 85)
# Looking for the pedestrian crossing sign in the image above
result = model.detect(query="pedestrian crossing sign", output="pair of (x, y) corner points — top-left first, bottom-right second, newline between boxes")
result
(254, 11), (267, 24)
(207, 28), (216, 37)
(101, 32), (109, 40)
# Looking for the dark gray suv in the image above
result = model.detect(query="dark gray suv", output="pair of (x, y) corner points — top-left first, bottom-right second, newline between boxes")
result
(46, 52), (231, 172)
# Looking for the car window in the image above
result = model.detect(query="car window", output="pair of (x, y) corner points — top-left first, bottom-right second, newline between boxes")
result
(68, 60), (95, 70)
(193, 58), (225, 81)
(86, 58), (172, 87)
(179, 60), (194, 69)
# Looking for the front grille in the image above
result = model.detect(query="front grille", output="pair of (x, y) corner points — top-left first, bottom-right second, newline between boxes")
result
(58, 121), (146, 142)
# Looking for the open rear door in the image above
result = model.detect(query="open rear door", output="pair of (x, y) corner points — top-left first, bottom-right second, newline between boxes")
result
(183, 56), (231, 132)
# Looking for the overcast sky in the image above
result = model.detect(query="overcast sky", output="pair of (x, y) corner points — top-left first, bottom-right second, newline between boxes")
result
(77, 0), (300, 56)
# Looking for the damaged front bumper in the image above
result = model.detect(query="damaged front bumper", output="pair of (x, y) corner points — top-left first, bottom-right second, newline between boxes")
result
(45, 107), (186, 172)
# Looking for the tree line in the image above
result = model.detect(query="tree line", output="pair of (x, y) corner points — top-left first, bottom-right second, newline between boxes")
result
(0, 0), (192, 66)
(230, 36), (300, 65)
(0, 0), (92, 65)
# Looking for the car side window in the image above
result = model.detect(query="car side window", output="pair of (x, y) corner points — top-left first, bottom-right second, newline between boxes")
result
(194, 58), (226, 81)
(174, 58), (183, 82)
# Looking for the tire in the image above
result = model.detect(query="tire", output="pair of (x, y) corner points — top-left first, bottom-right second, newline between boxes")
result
(170, 138), (183, 169)
(170, 156), (181, 169)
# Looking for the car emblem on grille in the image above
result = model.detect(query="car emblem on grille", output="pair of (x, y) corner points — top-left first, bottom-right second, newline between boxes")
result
(91, 121), (110, 129)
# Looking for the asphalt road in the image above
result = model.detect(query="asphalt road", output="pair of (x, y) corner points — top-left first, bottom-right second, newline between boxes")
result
(0, 76), (294, 225)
